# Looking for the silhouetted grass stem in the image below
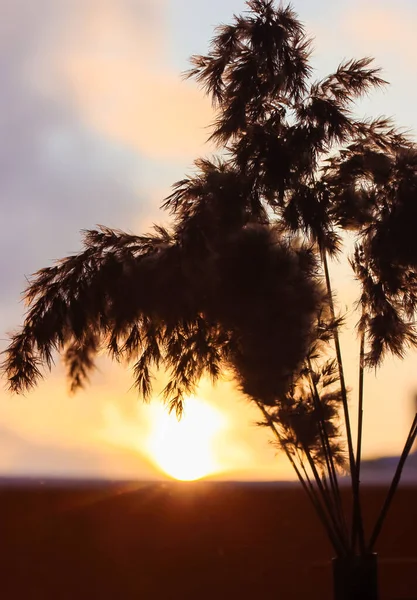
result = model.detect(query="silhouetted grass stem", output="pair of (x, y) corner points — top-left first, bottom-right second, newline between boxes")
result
(368, 412), (417, 551)
(353, 329), (366, 553)
(307, 358), (348, 547)
(321, 249), (364, 554)
(255, 401), (346, 555)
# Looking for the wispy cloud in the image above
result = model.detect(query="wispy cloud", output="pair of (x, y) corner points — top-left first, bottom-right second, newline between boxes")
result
(37, 0), (214, 161)
(0, 0), (203, 330)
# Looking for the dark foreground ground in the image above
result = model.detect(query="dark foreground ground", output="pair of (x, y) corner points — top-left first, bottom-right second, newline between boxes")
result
(0, 480), (416, 599)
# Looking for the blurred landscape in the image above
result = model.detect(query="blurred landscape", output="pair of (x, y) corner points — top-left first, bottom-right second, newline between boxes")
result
(0, 476), (415, 600)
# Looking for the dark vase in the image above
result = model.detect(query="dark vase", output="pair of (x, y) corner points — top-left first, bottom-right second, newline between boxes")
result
(332, 553), (378, 600)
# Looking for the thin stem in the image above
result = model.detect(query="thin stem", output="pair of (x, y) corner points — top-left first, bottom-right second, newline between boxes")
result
(298, 449), (315, 491)
(356, 330), (365, 483)
(368, 412), (417, 552)
(301, 442), (348, 555)
(307, 360), (347, 542)
(255, 401), (344, 555)
(321, 249), (356, 482)
(320, 472), (337, 518)
(353, 328), (366, 553)
(321, 248), (363, 554)
(297, 449), (339, 534)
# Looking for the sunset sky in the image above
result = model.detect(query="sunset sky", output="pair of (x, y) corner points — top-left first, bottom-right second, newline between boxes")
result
(1, 0), (417, 481)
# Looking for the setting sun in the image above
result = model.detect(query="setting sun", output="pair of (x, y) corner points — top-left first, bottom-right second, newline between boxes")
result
(146, 397), (226, 481)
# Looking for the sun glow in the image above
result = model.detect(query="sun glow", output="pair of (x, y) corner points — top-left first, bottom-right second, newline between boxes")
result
(146, 397), (226, 481)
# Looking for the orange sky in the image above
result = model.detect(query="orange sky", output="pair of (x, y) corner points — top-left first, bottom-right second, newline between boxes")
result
(1, 0), (417, 481)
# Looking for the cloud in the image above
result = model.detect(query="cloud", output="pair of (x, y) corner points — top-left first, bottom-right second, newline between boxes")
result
(0, 0), (188, 334)
(35, 0), (214, 161)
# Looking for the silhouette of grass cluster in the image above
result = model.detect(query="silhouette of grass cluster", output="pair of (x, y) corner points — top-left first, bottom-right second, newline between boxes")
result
(3, 0), (417, 570)
(4, 201), (325, 416)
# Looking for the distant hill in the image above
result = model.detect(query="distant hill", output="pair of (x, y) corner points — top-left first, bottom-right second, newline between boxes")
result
(360, 450), (417, 484)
